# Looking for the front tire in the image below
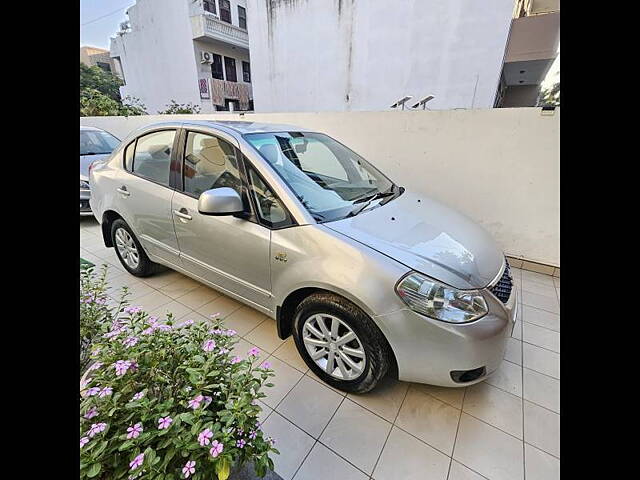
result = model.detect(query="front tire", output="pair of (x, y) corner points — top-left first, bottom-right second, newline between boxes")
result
(292, 292), (391, 394)
(110, 219), (160, 277)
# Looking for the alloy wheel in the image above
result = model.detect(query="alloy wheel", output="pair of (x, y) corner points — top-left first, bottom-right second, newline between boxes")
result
(114, 228), (140, 269)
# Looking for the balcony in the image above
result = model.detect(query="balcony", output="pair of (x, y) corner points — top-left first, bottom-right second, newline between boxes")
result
(191, 14), (249, 50)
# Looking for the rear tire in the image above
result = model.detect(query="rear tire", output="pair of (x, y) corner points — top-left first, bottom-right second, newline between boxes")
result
(110, 219), (161, 277)
(292, 292), (391, 394)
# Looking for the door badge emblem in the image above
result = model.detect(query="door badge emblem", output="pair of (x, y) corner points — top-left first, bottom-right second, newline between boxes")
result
(274, 252), (288, 263)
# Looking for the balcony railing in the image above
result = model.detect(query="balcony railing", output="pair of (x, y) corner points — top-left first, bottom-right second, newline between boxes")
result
(192, 14), (249, 50)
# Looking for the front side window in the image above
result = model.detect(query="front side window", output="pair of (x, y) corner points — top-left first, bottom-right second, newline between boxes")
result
(131, 130), (176, 186)
(183, 132), (242, 198)
(211, 54), (224, 80)
(238, 6), (247, 29)
(224, 57), (237, 82)
(219, 0), (231, 23)
(80, 130), (120, 156)
(124, 141), (135, 171)
(245, 132), (397, 222)
(246, 165), (292, 228)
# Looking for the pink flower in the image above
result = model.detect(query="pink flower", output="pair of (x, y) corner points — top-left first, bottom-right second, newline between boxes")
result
(267, 436), (276, 446)
(219, 348), (230, 354)
(142, 327), (156, 335)
(248, 347), (260, 357)
(114, 360), (132, 376)
(231, 356), (242, 364)
(188, 395), (204, 410)
(80, 377), (93, 389)
(87, 422), (107, 437)
(182, 460), (196, 478)
(127, 423), (143, 439)
(203, 396), (213, 406)
(249, 430), (257, 440)
(225, 329), (237, 336)
(99, 386), (113, 398)
(129, 453), (144, 470)
(88, 362), (103, 372)
(236, 439), (246, 448)
(86, 387), (100, 396)
(158, 416), (173, 429)
(209, 440), (224, 457)
(181, 319), (195, 327)
(260, 361), (272, 369)
(202, 339), (216, 352)
(198, 428), (213, 446)
(122, 336), (139, 348)
(132, 391), (145, 401)
(147, 316), (158, 325)
(80, 436), (90, 448)
(209, 312), (221, 319)
(124, 306), (142, 314)
(84, 407), (98, 419)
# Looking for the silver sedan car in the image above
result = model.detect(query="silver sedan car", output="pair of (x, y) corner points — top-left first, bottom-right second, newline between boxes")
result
(80, 126), (120, 216)
(89, 121), (517, 393)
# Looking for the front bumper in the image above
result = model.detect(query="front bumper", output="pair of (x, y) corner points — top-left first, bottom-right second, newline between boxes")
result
(374, 287), (518, 387)
(80, 189), (93, 216)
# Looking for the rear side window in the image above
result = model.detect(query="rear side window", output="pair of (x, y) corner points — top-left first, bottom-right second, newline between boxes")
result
(131, 130), (176, 187)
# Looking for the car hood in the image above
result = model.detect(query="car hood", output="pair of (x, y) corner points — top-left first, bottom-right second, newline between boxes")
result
(80, 153), (110, 178)
(325, 190), (504, 290)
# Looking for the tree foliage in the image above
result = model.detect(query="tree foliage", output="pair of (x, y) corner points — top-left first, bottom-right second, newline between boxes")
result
(158, 100), (202, 114)
(80, 63), (148, 117)
(538, 82), (560, 107)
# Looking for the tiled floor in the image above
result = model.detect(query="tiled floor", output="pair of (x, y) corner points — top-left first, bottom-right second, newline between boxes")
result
(80, 217), (560, 480)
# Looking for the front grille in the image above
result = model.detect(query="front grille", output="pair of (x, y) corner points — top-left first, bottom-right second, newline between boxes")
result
(489, 258), (513, 304)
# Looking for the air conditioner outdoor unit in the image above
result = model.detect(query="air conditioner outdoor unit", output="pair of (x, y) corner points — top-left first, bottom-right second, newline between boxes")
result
(201, 51), (212, 64)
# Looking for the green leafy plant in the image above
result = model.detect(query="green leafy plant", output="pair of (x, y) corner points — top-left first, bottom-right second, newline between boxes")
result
(158, 100), (201, 114)
(80, 291), (278, 479)
(81, 63), (123, 102)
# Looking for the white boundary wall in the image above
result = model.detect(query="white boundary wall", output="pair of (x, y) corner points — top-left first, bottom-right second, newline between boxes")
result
(81, 107), (560, 266)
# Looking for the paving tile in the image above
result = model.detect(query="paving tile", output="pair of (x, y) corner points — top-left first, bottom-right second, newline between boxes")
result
(261, 413), (315, 480)
(522, 343), (559, 379)
(305, 370), (347, 396)
(504, 338), (522, 365)
(523, 322), (560, 353)
(231, 337), (259, 358)
(224, 306), (269, 337)
(141, 269), (185, 289)
(485, 360), (522, 397)
(522, 280), (558, 298)
(512, 319), (522, 340)
(122, 281), (156, 301)
(148, 300), (194, 322)
(196, 295), (243, 319)
(347, 376), (409, 423)
(245, 318), (286, 353)
(158, 275), (202, 299)
(521, 270), (555, 287)
(320, 399), (391, 474)
(256, 399), (273, 425)
(132, 290), (174, 312)
(522, 305), (560, 332)
(260, 356), (304, 409)
(523, 368), (560, 414)
(522, 291), (559, 314)
(553, 277), (560, 288)
(273, 337), (309, 373)
(453, 413), (524, 480)
(396, 385), (460, 455)
(463, 382), (523, 438)
(175, 285), (221, 310)
(524, 401), (560, 458)
(412, 383), (466, 410)
(278, 375), (343, 438)
(447, 461), (486, 480)
(373, 426), (449, 480)
(525, 443), (560, 480)
(294, 442), (368, 480)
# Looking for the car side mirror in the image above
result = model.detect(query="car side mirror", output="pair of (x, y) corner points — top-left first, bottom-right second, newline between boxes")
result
(198, 187), (244, 216)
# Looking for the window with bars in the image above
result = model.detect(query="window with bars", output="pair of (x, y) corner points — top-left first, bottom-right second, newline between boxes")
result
(211, 53), (224, 80)
(242, 61), (251, 83)
(203, 0), (216, 14)
(224, 57), (237, 82)
(219, 0), (231, 23)
(238, 6), (247, 29)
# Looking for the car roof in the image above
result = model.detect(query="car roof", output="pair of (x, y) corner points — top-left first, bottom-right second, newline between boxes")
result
(80, 125), (102, 131)
(180, 120), (312, 135)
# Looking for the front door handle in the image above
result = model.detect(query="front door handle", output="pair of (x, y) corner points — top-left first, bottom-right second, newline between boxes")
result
(116, 186), (130, 197)
(173, 208), (192, 221)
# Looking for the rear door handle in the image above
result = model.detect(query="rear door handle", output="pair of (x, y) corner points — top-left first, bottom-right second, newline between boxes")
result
(173, 208), (192, 221)
(116, 186), (130, 197)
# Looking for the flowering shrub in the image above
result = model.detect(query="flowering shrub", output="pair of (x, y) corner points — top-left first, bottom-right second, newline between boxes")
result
(80, 304), (278, 480)
(80, 265), (130, 374)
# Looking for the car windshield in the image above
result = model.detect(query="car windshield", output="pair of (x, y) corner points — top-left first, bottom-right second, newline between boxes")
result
(80, 130), (120, 155)
(245, 132), (397, 222)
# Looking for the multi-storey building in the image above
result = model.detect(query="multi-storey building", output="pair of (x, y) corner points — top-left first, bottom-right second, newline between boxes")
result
(110, 0), (252, 113)
(80, 46), (118, 75)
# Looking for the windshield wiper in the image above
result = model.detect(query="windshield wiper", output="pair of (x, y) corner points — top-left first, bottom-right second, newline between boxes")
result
(81, 151), (111, 156)
(346, 185), (398, 218)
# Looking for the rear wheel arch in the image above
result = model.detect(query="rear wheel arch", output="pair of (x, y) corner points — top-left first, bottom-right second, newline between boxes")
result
(101, 210), (123, 247)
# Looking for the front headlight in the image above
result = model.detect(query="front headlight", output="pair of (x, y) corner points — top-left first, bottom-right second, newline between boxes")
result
(80, 179), (90, 190)
(395, 272), (488, 323)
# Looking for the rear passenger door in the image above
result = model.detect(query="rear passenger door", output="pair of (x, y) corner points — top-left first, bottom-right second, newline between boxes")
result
(116, 129), (180, 266)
